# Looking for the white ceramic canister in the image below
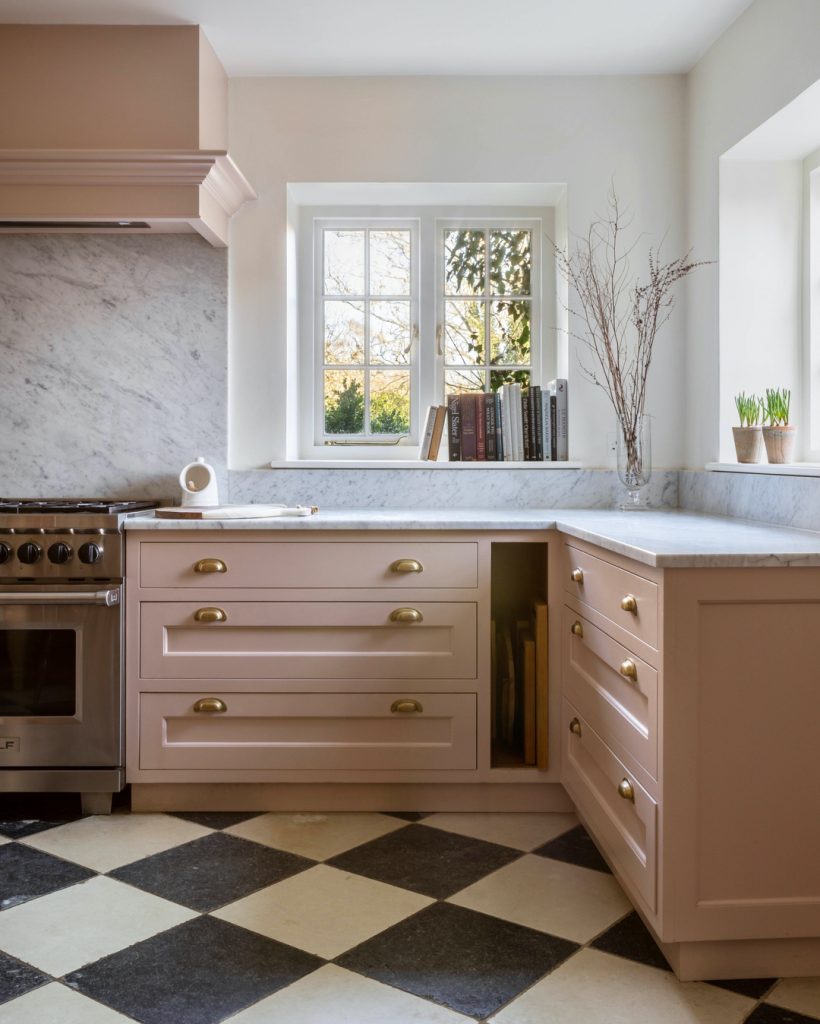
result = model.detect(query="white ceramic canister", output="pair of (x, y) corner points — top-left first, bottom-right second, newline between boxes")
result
(179, 456), (219, 506)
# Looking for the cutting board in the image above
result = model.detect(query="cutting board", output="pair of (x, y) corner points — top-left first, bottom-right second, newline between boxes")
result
(154, 505), (318, 520)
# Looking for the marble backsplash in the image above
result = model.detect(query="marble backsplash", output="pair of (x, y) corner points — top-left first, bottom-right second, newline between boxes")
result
(678, 470), (820, 532)
(0, 234), (227, 498)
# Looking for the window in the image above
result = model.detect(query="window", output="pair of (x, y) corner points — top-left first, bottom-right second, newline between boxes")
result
(299, 203), (554, 459)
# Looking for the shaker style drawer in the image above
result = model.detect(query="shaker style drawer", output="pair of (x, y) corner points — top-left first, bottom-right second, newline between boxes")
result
(139, 541), (478, 590)
(563, 608), (658, 781)
(139, 601), (477, 680)
(562, 699), (657, 913)
(564, 544), (658, 650)
(138, 691), (477, 771)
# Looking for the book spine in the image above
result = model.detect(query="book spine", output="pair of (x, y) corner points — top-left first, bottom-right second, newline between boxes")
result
(521, 388), (531, 461)
(532, 386), (543, 460)
(550, 392), (557, 460)
(485, 393), (497, 460)
(555, 378), (568, 460)
(541, 391), (552, 461)
(447, 395), (461, 462)
(501, 385), (513, 461)
(419, 405), (436, 461)
(475, 393), (487, 460)
(461, 394), (478, 461)
(428, 405), (447, 461)
(494, 392), (504, 461)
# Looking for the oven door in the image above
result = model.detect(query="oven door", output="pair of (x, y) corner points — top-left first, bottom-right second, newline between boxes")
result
(0, 584), (122, 768)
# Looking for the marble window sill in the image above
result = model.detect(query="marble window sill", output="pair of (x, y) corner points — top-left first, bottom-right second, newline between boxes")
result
(706, 462), (820, 478)
(268, 460), (584, 470)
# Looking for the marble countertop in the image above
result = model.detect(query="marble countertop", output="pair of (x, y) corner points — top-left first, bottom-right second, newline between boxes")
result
(124, 508), (820, 568)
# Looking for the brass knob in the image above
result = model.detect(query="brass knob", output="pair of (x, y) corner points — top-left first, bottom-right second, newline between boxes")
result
(617, 778), (635, 802)
(570, 568), (584, 584)
(193, 697), (228, 714)
(620, 594), (638, 614)
(194, 607), (227, 623)
(390, 559), (423, 574)
(619, 659), (637, 680)
(194, 558), (227, 574)
(391, 698), (423, 713)
(390, 607), (423, 624)
(571, 620), (584, 637)
(569, 717), (582, 737)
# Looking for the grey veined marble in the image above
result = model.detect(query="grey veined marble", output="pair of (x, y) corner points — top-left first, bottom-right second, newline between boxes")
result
(0, 234), (227, 498)
(679, 470), (820, 533)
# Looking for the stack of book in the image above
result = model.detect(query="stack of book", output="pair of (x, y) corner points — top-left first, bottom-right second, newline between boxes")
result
(444, 380), (568, 462)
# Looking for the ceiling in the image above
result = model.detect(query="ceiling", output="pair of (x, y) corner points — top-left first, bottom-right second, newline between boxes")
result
(0, 0), (754, 77)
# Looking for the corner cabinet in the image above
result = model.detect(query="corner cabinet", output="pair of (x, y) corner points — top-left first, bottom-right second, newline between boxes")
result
(560, 537), (820, 981)
(125, 529), (566, 813)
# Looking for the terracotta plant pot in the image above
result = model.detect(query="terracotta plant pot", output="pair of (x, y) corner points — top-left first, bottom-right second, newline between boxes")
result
(762, 425), (797, 464)
(732, 426), (763, 464)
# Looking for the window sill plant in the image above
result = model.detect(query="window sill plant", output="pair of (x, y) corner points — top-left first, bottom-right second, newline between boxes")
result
(762, 388), (796, 464)
(732, 392), (763, 463)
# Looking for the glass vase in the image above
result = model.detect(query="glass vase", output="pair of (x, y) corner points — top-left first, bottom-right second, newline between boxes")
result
(616, 415), (652, 511)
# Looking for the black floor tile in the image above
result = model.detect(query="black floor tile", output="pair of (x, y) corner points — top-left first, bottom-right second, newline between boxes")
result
(327, 822), (520, 899)
(0, 950), (49, 1005)
(710, 978), (778, 1000)
(65, 915), (323, 1024)
(108, 832), (314, 912)
(169, 811), (264, 830)
(744, 1005), (820, 1024)
(382, 811), (430, 821)
(0, 843), (95, 910)
(338, 901), (578, 1020)
(590, 911), (670, 972)
(533, 824), (611, 874)
(0, 792), (82, 839)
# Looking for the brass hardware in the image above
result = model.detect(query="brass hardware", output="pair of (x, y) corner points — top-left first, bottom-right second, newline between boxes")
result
(194, 607), (227, 623)
(571, 620), (584, 637)
(193, 697), (228, 714)
(570, 567), (584, 584)
(619, 659), (637, 680)
(617, 777), (635, 802)
(569, 717), (582, 737)
(620, 594), (638, 614)
(194, 558), (227, 574)
(391, 559), (423, 574)
(390, 607), (423, 624)
(391, 698), (423, 714)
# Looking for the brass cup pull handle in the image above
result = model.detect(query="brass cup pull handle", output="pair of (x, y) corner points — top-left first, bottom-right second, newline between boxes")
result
(569, 717), (582, 737)
(570, 568), (584, 584)
(617, 778), (635, 802)
(193, 697), (228, 714)
(619, 659), (637, 680)
(391, 699), (423, 714)
(194, 607), (227, 623)
(194, 558), (227, 574)
(620, 594), (638, 614)
(390, 607), (423, 624)
(390, 559), (423, 574)
(571, 620), (584, 638)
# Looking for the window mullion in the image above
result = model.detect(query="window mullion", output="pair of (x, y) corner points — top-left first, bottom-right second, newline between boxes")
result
(364, 230), (371, 436)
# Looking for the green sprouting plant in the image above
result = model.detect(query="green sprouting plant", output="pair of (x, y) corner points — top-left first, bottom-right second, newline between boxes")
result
(734, 392), (763, 427)
(764, 387), (791, 426)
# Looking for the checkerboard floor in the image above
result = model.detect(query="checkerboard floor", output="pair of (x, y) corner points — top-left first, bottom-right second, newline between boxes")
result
(1, 796), (819, 1024)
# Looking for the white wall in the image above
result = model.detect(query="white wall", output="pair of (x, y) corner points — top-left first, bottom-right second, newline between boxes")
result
(228, 75), (686, 470)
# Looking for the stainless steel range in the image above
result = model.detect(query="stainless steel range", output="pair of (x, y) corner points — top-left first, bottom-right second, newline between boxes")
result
(0, 499), (159, 814)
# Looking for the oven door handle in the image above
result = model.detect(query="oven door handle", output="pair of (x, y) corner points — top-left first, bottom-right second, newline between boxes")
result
(0, 589), (120, 606)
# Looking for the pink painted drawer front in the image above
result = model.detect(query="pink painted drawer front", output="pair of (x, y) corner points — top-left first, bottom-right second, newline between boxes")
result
(139, 691), (477, 771)
(562, 698), (657, 913)
(139, 541), (478, 590)
(563, 607), (658, 781)
(140, 601), (477, 680)
(564, 544), (658, 650)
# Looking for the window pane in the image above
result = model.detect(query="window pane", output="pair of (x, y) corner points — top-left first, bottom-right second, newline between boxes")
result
(445, 299), (485, 365)
(490, 299), (531, 365)
(370, 370), (410, 434)
(370, 230), (411, 296)
(324, 370), (365, 434)
(444, 230), (486, 296)
(324, 230), (365, 295)
(490, 230), (531, 296)
(324, 300), (365, 364)
(370, 300), (411, 365)
(490, 369), (530, 392)
(445, 368), (485, 394)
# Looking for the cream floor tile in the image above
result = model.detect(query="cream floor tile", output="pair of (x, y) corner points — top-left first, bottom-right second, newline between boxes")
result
(448, 853), (631, 943)
(224, 812), (406, 860)
(0, 982), (132, 1023)
(213, 863), (431, 959)
(19, 814), (210, 872)
(0, 876), (195, 977)
(490, 949), (754, 1024)
(767, 977), (820, 1018)
(228, 964), (470, 1023)
(421, 812), (579, 851)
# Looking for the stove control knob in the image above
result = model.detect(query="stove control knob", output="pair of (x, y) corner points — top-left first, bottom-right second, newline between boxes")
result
(0, 542), (11, 563)
(48, 542), (73, 564)
(18, 541), (42, 564)
(78, 542), (103, 565)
